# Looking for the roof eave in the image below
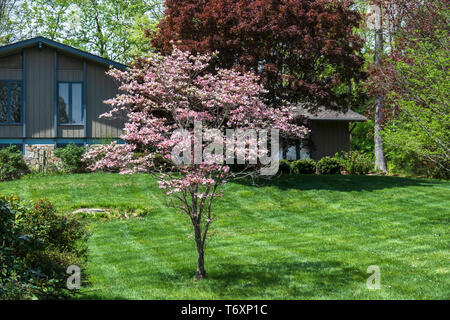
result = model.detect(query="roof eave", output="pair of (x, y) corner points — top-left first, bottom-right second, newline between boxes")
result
(309, 118), (367, 122)
(0, 36), (128, 70)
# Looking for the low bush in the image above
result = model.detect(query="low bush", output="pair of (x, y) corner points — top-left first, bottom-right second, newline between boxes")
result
(0, 146), (29, 181)
(292, 159), (316, 174)
(336, 151), (373, 175)
(0, 195), (87, 300)
(278, 159), (292, 174)
(54, 144), (86, 173)
(317, 156), (341, 175)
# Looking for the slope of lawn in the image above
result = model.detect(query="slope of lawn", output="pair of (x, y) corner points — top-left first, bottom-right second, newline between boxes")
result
(0, 173), (449, 299)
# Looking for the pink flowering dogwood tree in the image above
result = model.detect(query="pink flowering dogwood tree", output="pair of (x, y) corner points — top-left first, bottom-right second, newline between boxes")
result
(84, 48), (308, 278)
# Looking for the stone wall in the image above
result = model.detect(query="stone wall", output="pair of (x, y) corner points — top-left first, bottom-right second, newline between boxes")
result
(24, 144), (61, 172)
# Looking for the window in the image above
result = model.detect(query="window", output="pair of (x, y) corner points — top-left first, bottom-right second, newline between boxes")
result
(0, 81), (22, 124)
(58, 82), (83, 124)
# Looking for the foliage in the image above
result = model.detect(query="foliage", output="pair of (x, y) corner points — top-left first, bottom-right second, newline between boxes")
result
(153, 0), (365, 108)
(317, 156), (341, 175)
(0, 195), (87, 299)
(371, 0), (449, 179)
(350, 120), (374, 154)
(336, 151), (373, 175)
(383, 38), (449, 179)
(0, 0), (18, 44)
(84, 48), (307, 278)
(4, 173), (444, 299)
(4, 0), (164, 63)
(292, 159), (317, 174)
(278, 159), (292, 174)
(54, 144), (86, 174)
(0, 146), (29, 181)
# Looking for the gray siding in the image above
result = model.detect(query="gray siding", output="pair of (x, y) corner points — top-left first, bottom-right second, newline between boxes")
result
(0, 125), (22, 138)
(57, 125), (84, 138)
(57, 53), (83, 82)
(86, 62), (123, 139)
(57, 70), (83, 82)
(311, 121), (350, 160)
(26, 47), (54, 138)
(0, 54), (22, 69)
(0, 69), (22, 80)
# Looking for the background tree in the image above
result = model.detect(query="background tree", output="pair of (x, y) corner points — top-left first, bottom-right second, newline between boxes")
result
(370, 0), (449, 177)
(0, 0), (18, 44)
(84, 48), (308, 278)
(372, 3), (388, 172)
(5, 0), (164, 63)
(153, 0), (365, 109)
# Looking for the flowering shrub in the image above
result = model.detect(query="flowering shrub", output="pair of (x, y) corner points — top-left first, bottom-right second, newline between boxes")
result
(84, 48), (307, 278)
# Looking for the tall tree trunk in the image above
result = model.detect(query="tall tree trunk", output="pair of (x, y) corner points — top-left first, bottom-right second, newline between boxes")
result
(374, 5), (388, 172)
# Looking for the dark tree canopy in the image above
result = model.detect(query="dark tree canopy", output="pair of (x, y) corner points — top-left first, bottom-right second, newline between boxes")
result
(153, 0), (365, 109)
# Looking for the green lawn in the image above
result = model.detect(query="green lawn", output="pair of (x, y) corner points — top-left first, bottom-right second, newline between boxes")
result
(0, 173), (449, 299)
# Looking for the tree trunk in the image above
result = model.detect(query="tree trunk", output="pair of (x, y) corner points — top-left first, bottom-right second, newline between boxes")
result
(374, 7), (388, 173)
(196, 245), (206, 278)
(374, 95), (388, 172)
(194, 224), (206, 278)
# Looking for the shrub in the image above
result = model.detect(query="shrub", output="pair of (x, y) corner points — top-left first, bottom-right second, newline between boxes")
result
(292, 159), (316, 174)
(0, 195), (87, 300)
(54, 144), (86, 173)
(336, 151), (373, 175)
(317, 156), (341, 175)
(278, 159), (292, 174)
(0, 146), (29, 181)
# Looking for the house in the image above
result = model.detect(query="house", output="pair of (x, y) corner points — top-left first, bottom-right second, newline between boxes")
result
(0, 37), (366, 168)
(283, 105), (367, 161)
(0, 36), (126, 167)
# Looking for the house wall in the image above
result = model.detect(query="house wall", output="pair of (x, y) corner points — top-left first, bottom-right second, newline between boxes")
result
(26, 47), (55, 138)
(86, 61), (123, 139)
(310, 120), (350, 160)
(0, 45), (124, 141)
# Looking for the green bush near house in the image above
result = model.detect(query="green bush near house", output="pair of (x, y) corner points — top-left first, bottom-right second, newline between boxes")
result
(0, 146), (29, 181)
(0, 195), (87, 300)
(54, 144), (86, 174)
(278, 159), (292, 174)
(336, 151), (374, 175)
(291, 159), (316, 174)
(316, 156), (341, 175)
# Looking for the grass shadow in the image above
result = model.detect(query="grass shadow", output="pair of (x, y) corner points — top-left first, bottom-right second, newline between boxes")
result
(177, 260), (367, 299)
(235, 174), (446, 192)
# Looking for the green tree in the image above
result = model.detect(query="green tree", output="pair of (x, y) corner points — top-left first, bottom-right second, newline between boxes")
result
(383, 35), (449, 178)
(6, 0), (164, 63)
(0, 0), (18, 44)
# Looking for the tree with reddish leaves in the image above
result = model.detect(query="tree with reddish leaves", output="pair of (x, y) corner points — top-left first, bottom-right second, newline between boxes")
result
(153, 0), (365, 109)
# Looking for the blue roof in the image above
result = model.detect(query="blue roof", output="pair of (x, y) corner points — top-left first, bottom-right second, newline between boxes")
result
(0, 36), (128, 70)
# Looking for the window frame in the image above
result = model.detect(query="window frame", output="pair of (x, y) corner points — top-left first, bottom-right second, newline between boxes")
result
(0, 80), (23, 125)
(57, 81), (84, 126)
